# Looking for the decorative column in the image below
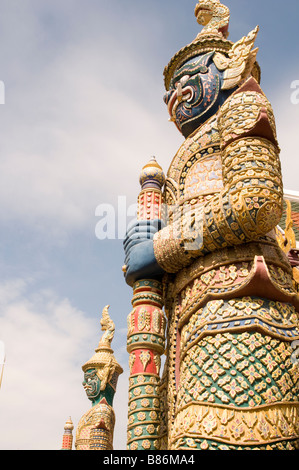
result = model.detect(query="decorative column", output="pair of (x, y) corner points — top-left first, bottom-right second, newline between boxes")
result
(126, 158), (167, 451)
(61, 417), (74, 450)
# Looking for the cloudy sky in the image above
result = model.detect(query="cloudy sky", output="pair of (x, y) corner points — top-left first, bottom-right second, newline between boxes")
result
(0, 0), (298, 450)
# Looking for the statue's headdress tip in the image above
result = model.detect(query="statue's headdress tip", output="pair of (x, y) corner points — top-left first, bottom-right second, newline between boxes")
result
(82, 304), (123, 377)
(164, 1), (260, 91)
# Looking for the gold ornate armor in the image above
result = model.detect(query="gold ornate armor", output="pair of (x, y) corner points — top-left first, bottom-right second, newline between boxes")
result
(153, 1), (299, 451)
(154, 77), (283, 271)
(75, 401), (116, 450)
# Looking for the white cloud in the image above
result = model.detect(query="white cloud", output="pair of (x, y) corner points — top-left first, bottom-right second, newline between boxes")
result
(0, 278), (128, 450)
(0, 341), (4, 364)
(0, 10), (295, 239)
(270, 79), (299, 192)
(0, 3), (182, 238)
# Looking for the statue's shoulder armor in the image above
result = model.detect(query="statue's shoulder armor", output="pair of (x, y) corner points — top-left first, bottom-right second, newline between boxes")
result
(217, 77), (278, 149)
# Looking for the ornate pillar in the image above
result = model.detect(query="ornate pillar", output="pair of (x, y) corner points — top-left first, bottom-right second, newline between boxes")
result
(61, 417), (74, 450)
(126, 158), (167, 450)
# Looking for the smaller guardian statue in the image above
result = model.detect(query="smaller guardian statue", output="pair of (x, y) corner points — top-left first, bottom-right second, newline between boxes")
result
(75, 306), (123, 450)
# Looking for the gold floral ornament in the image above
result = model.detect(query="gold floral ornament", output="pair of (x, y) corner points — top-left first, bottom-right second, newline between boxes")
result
(139, 350), (151, 372)
(82, 305), (123, 391)
(213, 26), (259, 90)
(275, 199), (299, 288)
(276, 199), (297, 254)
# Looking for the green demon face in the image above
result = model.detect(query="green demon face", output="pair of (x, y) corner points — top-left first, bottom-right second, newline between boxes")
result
(82, 368), (101, 402)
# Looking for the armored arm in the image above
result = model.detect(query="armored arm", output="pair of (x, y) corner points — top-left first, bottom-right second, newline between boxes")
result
(154, 79), (283, 273)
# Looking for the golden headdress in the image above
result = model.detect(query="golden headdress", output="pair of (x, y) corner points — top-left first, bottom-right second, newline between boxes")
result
(164, 0), (261, 91)
(82, 305), (123, 391)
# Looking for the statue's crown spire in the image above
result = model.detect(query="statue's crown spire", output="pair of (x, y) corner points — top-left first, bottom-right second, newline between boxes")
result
(82, 306), (123, 391)
(194, 0), (230, 38)
(164, 0), (260, 91)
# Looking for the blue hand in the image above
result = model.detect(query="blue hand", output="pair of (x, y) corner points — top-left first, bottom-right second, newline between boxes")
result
(123, 219), (165, 287)
(124, 240), (165, 287)
(124, 219), (163, 262)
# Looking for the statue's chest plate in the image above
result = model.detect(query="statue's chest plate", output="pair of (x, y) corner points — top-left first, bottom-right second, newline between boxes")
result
(179, 146), (223, 201)
(165, 116), (223, 206)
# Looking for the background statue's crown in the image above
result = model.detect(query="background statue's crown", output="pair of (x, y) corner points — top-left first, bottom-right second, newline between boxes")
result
(82, 306), (123, 377)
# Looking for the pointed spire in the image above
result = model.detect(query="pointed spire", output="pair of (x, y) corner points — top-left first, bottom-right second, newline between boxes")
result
(194, 0), (230, 38)
(139, 156), (165, 190)
(81, 306), (123, 390)
(61, 417), (74, 450)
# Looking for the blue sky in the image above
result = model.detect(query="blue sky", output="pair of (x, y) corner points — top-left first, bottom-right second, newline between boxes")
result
(0, 0), (298, 450)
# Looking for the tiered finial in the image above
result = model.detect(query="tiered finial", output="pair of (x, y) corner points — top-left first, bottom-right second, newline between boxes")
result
(194, 0), (230, 38)
(82, 306), (123, 392)
(61, 417), (74, 450)
(139, 157), (166, 191)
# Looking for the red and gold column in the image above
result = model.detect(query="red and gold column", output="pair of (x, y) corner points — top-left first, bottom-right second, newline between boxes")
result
(126, 157), (166, 450)
(61, 417), (74, 450)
